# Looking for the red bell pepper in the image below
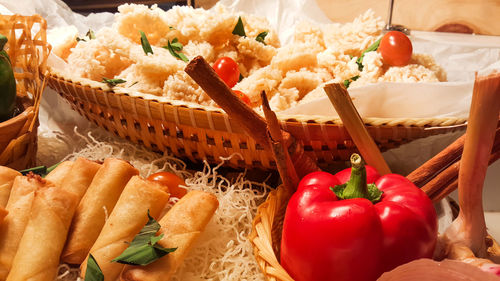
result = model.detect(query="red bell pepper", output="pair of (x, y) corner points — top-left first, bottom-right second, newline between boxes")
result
(280, 154), (437, 281)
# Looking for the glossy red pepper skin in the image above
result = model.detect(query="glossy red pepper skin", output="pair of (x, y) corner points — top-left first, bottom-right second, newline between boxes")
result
(280, 167), (437, 281)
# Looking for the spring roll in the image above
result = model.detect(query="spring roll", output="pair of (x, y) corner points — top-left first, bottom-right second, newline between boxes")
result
(80, 176), (170, 280)
(61, 158), (139, 264)
(120, 190), (218, 281)
(0, 174), (44, 281)
(44, 161), (74, 187)
(6, 184), (78, 281)
(60, 158), (101, 204)
(0, 207), (6, 225)
(0, 166), (21, 208)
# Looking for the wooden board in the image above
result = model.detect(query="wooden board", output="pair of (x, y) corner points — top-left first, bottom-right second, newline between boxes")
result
(315, 0), (500, 35)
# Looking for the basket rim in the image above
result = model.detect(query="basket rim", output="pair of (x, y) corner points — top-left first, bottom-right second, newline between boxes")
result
(0, 106), (34, 129)
(46, 69), (468, 128)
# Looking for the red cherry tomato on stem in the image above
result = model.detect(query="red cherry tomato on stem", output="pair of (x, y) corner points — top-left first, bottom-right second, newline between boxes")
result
(233, 90), (251, 105)
(213, 57), (240, 88)
(378, 31), (413, 66)
(147, 171), (187, 199)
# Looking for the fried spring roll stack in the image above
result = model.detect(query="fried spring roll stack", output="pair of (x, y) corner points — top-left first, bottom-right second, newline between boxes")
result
(62, 158), (139, 264)
(0, 175), (45, 281)
(120, 190), (218, 281)
(0, 167), (21, 208)
(80, 176), (170, 280)
(0, 207), (6, 225)
(60, 158), (101, 204)
(6, 184), (78, 281)
(44, 161), (74, 187)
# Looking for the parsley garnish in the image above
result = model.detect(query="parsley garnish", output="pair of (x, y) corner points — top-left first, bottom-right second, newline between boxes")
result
(102, 78), (126, 86)
(232, 16), (246, 37)
(356, 38), (381, 71)
(343, 75), (360, 89)
(255, 31), (268, 45)
(163, 38), (188, 62)
(111, 211), (176, 265)
(140, 30), (153, 55)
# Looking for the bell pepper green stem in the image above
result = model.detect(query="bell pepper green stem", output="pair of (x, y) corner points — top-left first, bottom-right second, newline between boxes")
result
(0, 35), (7, 51)
(342, 153), (369, 199)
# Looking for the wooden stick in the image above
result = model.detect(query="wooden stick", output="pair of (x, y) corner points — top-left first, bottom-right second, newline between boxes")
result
(324, 83), (391, 175)
(185, 56), (320, 178)
(444, 72), (500, 257)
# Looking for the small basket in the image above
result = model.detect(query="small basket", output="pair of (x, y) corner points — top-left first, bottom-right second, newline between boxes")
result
(249, 185), (293, 281)
(46, 72), (466, 170)
(0, 15), (50, 170)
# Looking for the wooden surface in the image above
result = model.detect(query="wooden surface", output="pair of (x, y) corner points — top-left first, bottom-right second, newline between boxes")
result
(315, 0), (500, 35)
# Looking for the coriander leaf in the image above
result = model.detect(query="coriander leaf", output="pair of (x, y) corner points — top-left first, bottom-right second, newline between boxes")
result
(86, 29), (96, 40)
(140, 30), (153, 55)
(112, 211), (177, 265)
(343, 75), (360, 89)
(255, 31), (268, 45)
(85, 254), (104, 281)
(76, 37), (86, 42)
(356, 38), (381, 71)
(232, 16), (246, 37)
(102, 78), (126, 86)
(164, 39), (189, 62)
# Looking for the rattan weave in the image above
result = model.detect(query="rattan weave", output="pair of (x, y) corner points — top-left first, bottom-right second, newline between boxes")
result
(0, 15), (50, 169)
(46, 72), (466, 170)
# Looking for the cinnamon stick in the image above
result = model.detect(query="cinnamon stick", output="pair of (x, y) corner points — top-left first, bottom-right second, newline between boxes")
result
(185, 56), (269, 148)
(429, 141), (500, 202)
(261, 91), (300, 193)
(324, 83), (391, 175)
(185, 56), (320, 178)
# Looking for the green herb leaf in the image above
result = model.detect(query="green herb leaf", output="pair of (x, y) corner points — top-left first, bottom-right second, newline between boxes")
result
(343, 75), (360, 89)
(356, 38), (381, 71)
(255, 31), (268, 45)
(102, 77), (127, 86)
(232, 16), (246, 37)
(140, 30), (153, 55)
(85, 254), (104, 281)
(19, 162), (61, 177)
(76, 37), (86, 42)
(164, 39), (189, 62)
(130, 81), (139, 87)
(169, 26), (175, 30)
(112, 211), (177, 266)
(86, 29), (96, 40)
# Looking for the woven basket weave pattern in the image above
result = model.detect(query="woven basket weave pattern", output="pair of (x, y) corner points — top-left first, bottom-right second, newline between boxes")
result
(47, 73), (466, 170)
(0, 15), (49, 170)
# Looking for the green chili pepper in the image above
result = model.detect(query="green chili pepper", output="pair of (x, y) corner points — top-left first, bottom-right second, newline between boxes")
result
(0, 34), (16, 122)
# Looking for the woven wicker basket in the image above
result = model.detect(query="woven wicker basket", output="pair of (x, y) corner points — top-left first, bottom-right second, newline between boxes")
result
(46, 72), (466, 170)
(0, 15), (50, 170)
(249, 185), (293, 281)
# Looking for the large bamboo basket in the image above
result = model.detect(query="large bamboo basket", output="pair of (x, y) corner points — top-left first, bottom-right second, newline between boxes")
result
(0, 15), (50, 170)
(46, 72), (466, 170)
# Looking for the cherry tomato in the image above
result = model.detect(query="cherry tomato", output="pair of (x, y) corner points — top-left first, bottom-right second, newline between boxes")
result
(378, 31), (413, 67)
(233, 90), (251, 105)
(213, 57), (240, 88)
(147, 171), (187, 199)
